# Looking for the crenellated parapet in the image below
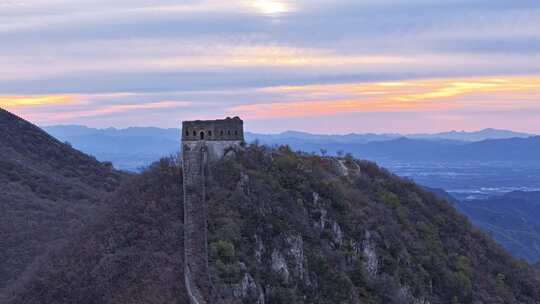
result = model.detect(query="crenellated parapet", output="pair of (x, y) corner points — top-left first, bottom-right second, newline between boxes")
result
(182, 116), (244, 142)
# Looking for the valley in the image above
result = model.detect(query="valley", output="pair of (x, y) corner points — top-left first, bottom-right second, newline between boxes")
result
(382, 161), (540, 201)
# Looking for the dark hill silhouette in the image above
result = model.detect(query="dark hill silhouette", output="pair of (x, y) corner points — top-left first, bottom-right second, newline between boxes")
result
(0, 109), (125, 300)
(8, 145), (540, 303)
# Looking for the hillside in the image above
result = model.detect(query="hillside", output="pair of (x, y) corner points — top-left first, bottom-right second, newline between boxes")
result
(8, 145), (540, 304)
(0, 109), (125, 299)
(456, 192), (540, 263)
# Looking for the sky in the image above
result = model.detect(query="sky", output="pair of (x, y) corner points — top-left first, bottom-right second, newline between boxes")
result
(1, 0), (540, 134)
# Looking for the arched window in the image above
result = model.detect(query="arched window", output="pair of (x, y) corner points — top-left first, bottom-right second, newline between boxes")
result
(234, 130), (238, 135)
(200, 131), (205, 140)
(193, 131), (196, 136)
(228, 130), (231, 135)
(185, 130), (189, 136)
(220, 130), (224, 136)
(208, 130), (212, 137)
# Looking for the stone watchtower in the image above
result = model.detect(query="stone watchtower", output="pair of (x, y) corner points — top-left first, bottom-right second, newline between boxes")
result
(182, 117), (244, 304)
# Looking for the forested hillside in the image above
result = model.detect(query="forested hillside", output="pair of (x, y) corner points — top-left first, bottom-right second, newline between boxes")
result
(0, 109), (125, 300)
(8, 145), (540, 303)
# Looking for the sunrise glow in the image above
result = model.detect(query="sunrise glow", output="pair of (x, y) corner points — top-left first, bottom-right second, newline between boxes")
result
(249, 0), (290, 15)
(0, 95), (77, 108)
(0, 1), (539, 133)
(230, 76), (540, 119)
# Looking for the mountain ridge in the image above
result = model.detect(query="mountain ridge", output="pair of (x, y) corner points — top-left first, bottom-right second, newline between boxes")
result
(0, 109), (126, 300)
(45, 125), (535, 143)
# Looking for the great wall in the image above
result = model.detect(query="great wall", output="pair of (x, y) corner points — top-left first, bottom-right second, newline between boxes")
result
(182, 117), (245, 304)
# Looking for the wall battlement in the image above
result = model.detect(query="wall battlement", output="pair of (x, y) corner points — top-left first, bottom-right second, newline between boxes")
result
(182, 116), (244, 142)
(182, 117), (244, 304)
(182, 117), (244, 160)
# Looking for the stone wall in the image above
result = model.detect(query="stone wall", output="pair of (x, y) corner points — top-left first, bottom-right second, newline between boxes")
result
(184, 140), (242, 161)
(183, 141), (211, 304)
(182, 117), (244, 304)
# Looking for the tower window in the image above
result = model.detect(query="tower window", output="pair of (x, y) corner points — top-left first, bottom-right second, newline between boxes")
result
(234, 130), (238, 135)
(193, 131), (196, 136)
(228, 130), (231, 135)
(185, 130), (189, 136)
(220, 130), (224, 136)
(208, 130), (212, 137)
(200, 131), (205, 140)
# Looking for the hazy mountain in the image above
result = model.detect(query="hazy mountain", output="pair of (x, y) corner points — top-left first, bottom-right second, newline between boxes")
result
(8, 146), (540, 303)
(44, 125), (180, 171)
(43, 125), (539, 171)
(252, 128), (533, 143)
(246, 130), (402, 144)
(45, 125), (180, 140)
(408, 128), (533, 142)
(455, 191), (540, 264)
(0, 109), (125, 300)
(264, 136), (540, 163)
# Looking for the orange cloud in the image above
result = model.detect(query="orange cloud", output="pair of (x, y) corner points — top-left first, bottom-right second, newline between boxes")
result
(82, 101), (190, 117)
(231, 99), (457, 119)
(393, 78), (540, 102)
(231, 76), (540, 119)
(0, 95), (77, 108)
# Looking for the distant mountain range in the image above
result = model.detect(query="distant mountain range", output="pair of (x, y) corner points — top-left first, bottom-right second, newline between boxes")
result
(248, 128), (534, 144)
(44, 125), (180, 171)
(408, 128), (534, 142)
(44, 125), (538, 171)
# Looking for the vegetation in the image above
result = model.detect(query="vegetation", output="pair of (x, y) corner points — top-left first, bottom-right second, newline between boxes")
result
(206, 145), (540, 303)
(0, 109), (125, 300)
(7, 142), (540, 303)
(7, 158), (187, 304)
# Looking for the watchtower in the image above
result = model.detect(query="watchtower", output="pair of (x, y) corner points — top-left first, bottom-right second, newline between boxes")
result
(182, 117), (244, 304)
(182, 116), (244, 160)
